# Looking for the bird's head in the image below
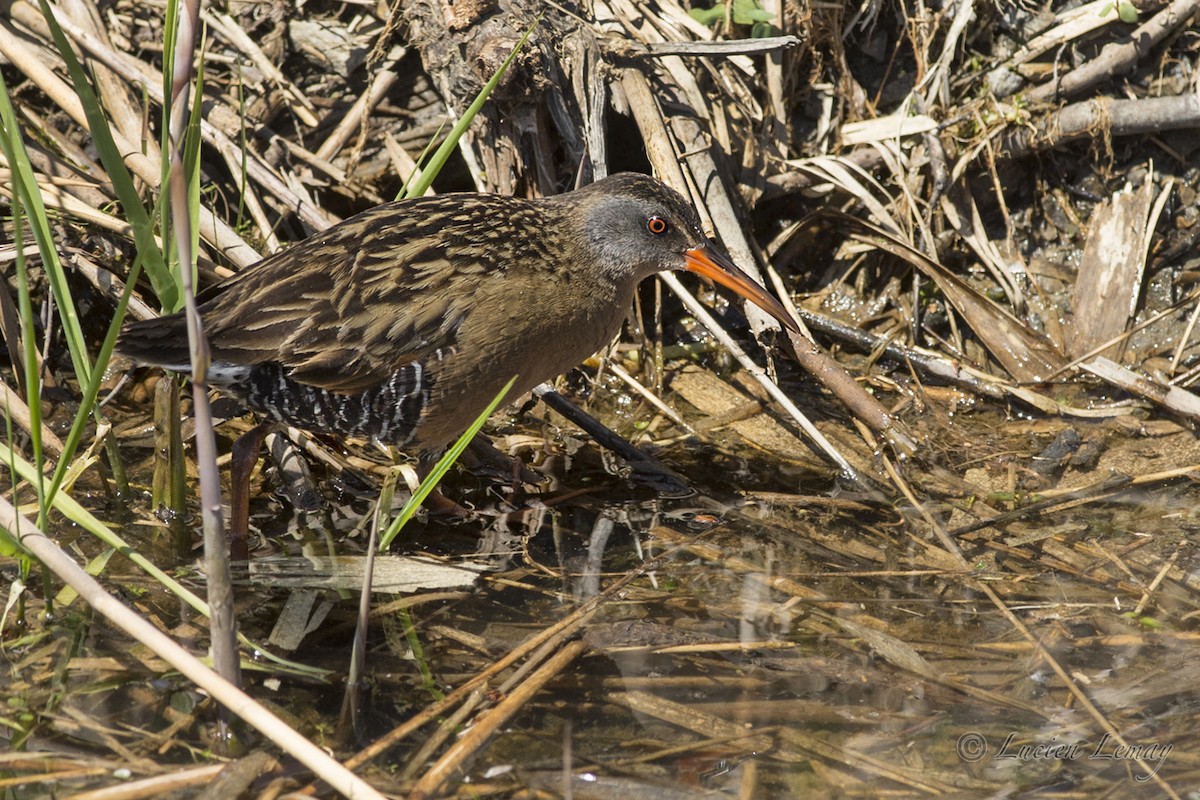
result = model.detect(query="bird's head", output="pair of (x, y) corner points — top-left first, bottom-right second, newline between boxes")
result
(572, 173), (800, 333)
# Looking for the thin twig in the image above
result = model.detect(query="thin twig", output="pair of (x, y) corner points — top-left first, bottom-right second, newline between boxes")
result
(167, 0), (239, 688)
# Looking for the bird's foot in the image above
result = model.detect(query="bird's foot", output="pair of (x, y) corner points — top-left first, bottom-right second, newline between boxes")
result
(422, 487), (475, 519)
(464, 435), (545, 487)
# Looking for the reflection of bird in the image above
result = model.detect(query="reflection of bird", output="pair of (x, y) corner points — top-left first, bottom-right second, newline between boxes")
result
(118, 172), (798, 457)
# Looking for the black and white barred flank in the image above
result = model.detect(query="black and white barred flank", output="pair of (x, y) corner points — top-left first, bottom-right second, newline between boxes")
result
(228, 359), (434, 445)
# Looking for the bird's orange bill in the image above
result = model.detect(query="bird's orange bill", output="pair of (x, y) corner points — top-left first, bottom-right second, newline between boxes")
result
(684, 246), (801, 333)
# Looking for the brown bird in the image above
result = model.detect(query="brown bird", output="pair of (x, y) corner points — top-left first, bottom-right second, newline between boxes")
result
(118, 172), (798, 471)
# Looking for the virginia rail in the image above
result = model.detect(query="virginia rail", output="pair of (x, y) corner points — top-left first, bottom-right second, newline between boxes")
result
(118, 173), (799, 514)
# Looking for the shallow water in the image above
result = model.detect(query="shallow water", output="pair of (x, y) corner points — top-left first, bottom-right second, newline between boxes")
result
(4, 394), (1200, 799)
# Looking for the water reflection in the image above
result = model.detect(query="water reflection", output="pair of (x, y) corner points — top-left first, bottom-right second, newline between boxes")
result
(9, 442), (1198, 798)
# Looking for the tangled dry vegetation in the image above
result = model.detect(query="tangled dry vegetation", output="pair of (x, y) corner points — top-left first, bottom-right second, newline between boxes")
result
(3, 0), (1200, 797)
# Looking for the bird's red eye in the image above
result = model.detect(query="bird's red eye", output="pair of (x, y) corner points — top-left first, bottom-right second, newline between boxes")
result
(647, 216), (669, 235)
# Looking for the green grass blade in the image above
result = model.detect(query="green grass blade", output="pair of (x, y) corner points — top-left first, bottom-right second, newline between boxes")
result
(0, 137), (45, 524)
(43, 257), (145, 507)
(160, 0), (178, 242)
(0, 442), (330, 679)
(2, 441), (205, 611)
(183, 50), (206, 289)
(401, 18), (540, 199)
(378, 376), (516, 550)
(397, 119), (447, 200)
(35, 0), (175, 310)
(157, 0), (206, 299)
(0, 66), (141, 510)
(0, 69), (90, 388)
(1, 413), (31, 560)
(399, 606), (442, 699)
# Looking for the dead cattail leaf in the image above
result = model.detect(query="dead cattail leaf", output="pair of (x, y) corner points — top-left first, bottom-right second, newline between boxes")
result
(814, 211), (1068, 382)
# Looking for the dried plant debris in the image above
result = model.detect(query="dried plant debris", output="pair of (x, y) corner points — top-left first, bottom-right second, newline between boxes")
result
(3, 0), (1200, 797)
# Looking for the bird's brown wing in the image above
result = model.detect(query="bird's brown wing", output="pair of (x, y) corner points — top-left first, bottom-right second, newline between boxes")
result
(201, 200), (487, 394)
